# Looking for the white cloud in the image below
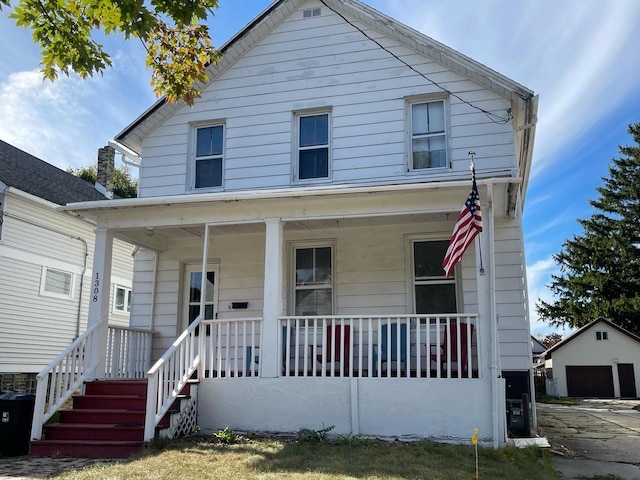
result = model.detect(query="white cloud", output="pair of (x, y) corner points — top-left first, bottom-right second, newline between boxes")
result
(0, 56), (154, 171)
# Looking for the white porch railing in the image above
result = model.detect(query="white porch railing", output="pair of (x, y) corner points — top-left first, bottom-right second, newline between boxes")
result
(31, 324), (153, 441)
(279, 315), (479, 379)
(199, 318), (263, 378)
(106, 326), (154, 379)
(143, 316), (262, 441)
(144, 316), (201, 442)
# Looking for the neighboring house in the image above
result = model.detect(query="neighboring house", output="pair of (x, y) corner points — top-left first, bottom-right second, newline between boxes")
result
(531, 336), (547, 367)
(35, 0), (538, 448)
(544, 318), (640, 399)
(0, 141), (134, 393)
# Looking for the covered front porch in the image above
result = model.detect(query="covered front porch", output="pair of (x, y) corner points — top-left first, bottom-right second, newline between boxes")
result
(32, 180), (511, 446)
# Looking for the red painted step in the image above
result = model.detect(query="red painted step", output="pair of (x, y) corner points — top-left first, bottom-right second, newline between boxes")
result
(30, 379), (195, 458)
(29, 439), (144, 459)
(30, 380), (150, 459)
(41, 423), (144, 441)
(72, 394), (146, 411)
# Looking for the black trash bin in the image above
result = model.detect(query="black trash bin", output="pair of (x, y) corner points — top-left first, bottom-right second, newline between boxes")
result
(0, 393), (36, 456)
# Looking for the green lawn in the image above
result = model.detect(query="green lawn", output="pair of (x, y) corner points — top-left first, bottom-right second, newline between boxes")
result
(53, 436), (557, 480)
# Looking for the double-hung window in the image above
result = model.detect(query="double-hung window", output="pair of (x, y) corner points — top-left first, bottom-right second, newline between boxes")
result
(297, 112), (329, 180)
(410, 100), (447, 170)
(194, 125), (224, 189)
(294, 246), (333, 315)
(412, 240), (457, 313)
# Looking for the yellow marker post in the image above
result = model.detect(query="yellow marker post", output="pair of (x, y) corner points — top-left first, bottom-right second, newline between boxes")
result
(472, 428), (479, 479)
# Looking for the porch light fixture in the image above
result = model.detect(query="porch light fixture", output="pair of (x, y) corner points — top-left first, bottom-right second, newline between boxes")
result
(145, 227), (155, 236)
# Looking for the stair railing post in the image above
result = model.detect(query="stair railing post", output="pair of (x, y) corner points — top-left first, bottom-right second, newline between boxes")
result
(144, 371), (159, 442)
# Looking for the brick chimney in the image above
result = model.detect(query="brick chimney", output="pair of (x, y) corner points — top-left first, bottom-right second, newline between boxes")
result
(96, 145), (115, 199)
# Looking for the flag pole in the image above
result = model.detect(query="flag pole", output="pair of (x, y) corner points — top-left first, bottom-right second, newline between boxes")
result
(468, 151), (484, 275)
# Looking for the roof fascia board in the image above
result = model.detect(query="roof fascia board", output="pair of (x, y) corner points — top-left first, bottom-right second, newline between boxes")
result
(116, 0), (535, 154)
(546, 318), (640, 356)
(61, 175), (520, 214)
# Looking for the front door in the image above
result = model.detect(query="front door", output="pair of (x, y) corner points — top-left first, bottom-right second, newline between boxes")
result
(183, 264), (219, 329)
(618, 363), (637, 399)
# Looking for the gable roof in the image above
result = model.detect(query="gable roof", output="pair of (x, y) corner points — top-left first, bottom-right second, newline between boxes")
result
(115, 0), (536, 155)
(0, 140), (107, 205)
(545, 318), (640, 357)
(531, 336), (547, 355)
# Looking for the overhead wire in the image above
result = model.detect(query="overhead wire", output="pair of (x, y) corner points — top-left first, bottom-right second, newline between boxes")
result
(318, 0), (513, 125)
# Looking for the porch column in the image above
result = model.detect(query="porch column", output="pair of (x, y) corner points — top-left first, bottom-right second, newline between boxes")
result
(86, 227), (114, 381)
(261, 218), (284, 378)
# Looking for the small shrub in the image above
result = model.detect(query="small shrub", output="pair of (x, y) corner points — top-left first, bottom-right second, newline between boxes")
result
(296, 425), (335, 443)
(213, 427), (243, 444)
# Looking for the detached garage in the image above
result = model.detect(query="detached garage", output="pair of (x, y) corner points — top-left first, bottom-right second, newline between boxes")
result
(544, 318), (640, 399)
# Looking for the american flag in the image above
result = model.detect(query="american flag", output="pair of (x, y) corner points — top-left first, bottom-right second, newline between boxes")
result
(442, 172), (482, 277)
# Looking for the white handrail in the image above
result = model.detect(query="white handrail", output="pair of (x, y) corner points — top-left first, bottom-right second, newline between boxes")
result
(30, 323), (100, 441)
(144, 316), (202, 442)
(30, 324), (154, 441)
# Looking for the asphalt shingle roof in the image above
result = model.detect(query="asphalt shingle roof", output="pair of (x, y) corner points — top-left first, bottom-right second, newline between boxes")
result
(0, 140), (106, 205)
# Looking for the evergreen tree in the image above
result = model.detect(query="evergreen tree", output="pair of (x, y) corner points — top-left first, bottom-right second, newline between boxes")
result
(537, 122), (640, 336)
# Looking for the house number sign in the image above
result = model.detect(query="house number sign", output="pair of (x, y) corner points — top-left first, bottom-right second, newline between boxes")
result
(93, 272), (100, 302)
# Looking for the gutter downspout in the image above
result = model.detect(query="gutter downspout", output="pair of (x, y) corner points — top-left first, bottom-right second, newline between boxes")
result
(3, 211), (89, 338)
(487, 184), (501, 448)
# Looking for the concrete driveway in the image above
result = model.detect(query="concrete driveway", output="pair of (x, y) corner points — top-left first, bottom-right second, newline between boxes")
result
(537, 399), (640, 479)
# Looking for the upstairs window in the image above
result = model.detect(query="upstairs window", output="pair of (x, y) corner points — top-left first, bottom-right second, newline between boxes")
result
(410, 100), (447, 170)
(412, 240), (457, 313)
(195, 125), (224, 189)
(297, 113), (330, 180)
(595, 331), (608, 341)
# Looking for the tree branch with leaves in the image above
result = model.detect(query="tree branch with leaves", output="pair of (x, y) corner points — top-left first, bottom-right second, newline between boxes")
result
(0, 0), (221, 105)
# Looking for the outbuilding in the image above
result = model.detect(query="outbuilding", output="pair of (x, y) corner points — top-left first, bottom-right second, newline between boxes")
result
(544, 318), (640, 398)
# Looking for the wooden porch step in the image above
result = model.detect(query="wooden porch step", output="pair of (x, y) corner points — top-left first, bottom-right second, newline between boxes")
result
(59, 408), (146, 425)
(29, 439), (144, 459)
(73, 394), (146, 410)
(83, 379), (148, 396)
(42, 423), (144, 441)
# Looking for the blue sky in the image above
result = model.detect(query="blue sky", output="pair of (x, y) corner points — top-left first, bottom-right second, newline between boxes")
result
(1, 0), (639, 337)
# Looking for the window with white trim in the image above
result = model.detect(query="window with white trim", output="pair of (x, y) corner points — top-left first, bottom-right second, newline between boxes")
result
(113, 285), (132, 313)
(296, 112), (330, 181)
(412, 240), (457, 313)
(40, 267), (74, 299)
(293, 245), (333, 315)
(194, 124), (224, 189)
(410, 99), (447, 170)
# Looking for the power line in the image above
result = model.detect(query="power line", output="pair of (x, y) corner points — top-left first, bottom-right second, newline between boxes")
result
(319, 0), (513, 125)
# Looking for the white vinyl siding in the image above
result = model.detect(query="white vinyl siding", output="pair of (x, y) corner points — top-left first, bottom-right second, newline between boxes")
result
(137, 5), (515, 197)
(0, 193), (134, 373)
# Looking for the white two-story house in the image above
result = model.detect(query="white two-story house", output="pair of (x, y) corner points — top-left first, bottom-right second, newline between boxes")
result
(30, 0), (538, 453)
